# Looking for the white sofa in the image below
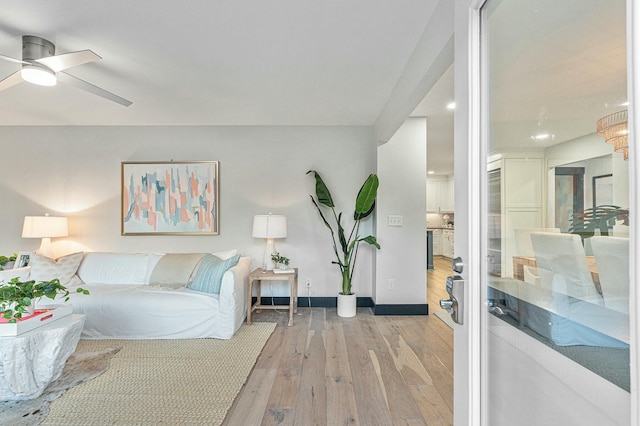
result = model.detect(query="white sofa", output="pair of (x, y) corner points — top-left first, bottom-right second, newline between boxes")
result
(2, 250), (252, 340)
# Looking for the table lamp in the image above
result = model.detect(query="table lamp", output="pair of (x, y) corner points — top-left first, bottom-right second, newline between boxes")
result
(252, 214), (287, 271)
(22, 215), (69, 258)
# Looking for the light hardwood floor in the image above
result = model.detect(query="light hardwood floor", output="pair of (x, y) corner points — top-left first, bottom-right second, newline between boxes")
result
(223, 257), (453, 426)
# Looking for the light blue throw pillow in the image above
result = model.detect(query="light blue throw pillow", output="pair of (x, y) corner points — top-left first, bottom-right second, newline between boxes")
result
(187, 254), (240, 294)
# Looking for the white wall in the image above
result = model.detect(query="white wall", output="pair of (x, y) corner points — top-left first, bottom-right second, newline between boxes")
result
(0, 125), (378, 298)
(376, 118), (427, 305)
(545, 133), (630, 237)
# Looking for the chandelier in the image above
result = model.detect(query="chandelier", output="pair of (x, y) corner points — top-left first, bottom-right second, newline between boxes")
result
(597, 110), (628, 160)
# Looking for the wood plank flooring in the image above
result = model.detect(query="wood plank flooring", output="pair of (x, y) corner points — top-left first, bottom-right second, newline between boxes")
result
(223, 257), (453, 426)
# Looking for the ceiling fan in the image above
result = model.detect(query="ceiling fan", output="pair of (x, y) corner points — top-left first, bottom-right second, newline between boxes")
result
(0, 35), (132, 107)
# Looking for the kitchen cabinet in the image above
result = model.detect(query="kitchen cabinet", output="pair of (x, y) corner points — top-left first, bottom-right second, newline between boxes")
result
(442, 178), (454, 212)
(426, 178), (454, 212)
(443, 229), (454, 259)
(488, 156), (544, 277)
(432, 229), (442, 256)
(426, 181), (439, 212)
(427, 231), (434, 270)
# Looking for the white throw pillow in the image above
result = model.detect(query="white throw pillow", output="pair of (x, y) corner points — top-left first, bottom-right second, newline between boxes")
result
(211, 249), (238, 260)
(77, 252), (151, 285)
(29, 252), (84, 287)
(0, 266), (31, 283)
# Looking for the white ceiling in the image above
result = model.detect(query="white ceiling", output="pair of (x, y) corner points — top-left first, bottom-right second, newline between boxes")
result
(412, 0), (627, 177)
(0, 1), (627, 179)
(0, 0), (439, 126)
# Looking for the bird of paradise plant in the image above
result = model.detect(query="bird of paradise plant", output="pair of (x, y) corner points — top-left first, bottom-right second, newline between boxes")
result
(307, 170), (380, 296)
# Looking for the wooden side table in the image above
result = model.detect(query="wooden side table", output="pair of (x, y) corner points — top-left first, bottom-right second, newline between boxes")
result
(247, 268), (298, 326)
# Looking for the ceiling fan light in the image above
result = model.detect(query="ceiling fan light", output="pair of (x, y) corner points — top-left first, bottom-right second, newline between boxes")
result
(21, 65), (56, 86)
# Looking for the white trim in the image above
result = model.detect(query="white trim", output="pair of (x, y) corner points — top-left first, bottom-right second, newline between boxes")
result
(626, 0), (639, 423)
(469, 4), (484, 426)
(454, 0), (486, 425)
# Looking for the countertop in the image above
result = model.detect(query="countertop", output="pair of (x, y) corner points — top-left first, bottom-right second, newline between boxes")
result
(427, 226), (454, 230)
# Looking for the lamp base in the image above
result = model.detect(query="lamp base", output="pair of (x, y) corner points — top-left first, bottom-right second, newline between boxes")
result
(37, 237), (55, 259)
(262, 238), (277, 271)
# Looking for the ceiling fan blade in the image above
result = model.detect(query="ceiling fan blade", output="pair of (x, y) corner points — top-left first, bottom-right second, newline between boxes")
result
(35, 49), (101, 72)
(0, 71), (23, 91)
(57, 71), (132, 107)
(0, 54), (28, 66)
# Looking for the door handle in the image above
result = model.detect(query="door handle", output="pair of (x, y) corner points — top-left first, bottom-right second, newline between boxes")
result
(439, 299), (454, 310)
(439, 274), (464, 325)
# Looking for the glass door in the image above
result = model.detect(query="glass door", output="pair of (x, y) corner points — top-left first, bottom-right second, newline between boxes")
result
(479, 0), (631, 424)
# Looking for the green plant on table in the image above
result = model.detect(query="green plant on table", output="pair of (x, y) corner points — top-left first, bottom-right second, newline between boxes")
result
(271, 252), (290, 267)
(0, 277), (89, 323)
(307, 170), (380, 296)
(0, 253), (17, 271)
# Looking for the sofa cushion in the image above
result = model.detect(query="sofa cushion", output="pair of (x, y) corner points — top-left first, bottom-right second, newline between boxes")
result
(29, 252), (84, 287)
(0, 266), (31, 283)
(211, 249), (238, 260)
(187, 254), (240, 294)
(149, 253), (206, 289)
(77, 253), (155, 285)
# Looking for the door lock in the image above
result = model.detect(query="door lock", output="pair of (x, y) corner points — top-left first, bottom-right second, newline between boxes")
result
(439, 274), (464, 325)
(451, 257), (464, 274)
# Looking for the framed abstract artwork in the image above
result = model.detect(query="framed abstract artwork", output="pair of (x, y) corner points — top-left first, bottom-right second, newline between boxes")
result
(121, 161), (219, 235)
(592, 173), (613, 210)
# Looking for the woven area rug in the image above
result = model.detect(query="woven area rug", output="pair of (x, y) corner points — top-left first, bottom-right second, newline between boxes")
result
(37, 322), (275, 425)
(0, 347), (121, 426)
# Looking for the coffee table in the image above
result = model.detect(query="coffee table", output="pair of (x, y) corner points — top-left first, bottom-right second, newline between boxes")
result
(0, 314), (85, 400)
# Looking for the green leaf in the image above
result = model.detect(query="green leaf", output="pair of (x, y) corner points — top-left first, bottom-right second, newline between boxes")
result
(354, 174), (379, 220)
(337, 212), (348, 255)
(360, 235), (380, 249)
(310, 195), (334, 233)
(307, 170), (335, 207)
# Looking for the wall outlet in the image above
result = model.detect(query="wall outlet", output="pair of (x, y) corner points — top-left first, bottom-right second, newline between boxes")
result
(306, 278), (311, 288)
(388, 279), (395, 290)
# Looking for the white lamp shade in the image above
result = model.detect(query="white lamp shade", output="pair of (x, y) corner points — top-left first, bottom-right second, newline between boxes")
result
(252, 215), (287, 238)
(22, 216), (69, 238)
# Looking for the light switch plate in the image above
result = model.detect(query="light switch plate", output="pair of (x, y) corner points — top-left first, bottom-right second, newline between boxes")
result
(388, 215), (403, 226)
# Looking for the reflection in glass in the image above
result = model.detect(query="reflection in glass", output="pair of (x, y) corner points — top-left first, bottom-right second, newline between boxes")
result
(482, 0), (629, 398)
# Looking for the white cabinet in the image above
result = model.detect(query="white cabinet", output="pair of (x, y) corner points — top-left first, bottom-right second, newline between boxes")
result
(489, 156), (544, 277)
(426, 181), (439, 212)
(426, 178), (454, 212)
(443, 229), (454, 258)
(441, 179), (454, 212)
(432, 229), (442, 255)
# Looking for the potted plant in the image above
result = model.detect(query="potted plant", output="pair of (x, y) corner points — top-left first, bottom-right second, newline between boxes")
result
(307, 170), (380, 317)
(568, 205), (629, 240)
(0, 253), (17, 271)
(271, 252), (291, 270)
(0, 277), (89, 323)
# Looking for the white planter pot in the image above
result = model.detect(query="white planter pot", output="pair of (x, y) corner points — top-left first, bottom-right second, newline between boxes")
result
(337, 293), (356, 318)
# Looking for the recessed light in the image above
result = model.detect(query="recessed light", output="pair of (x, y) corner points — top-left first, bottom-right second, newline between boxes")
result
(531, 133), (553, 141)
(427, 171), (435, 175)
(446, 102), (456, 110)
(619, 101), (629, 107)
